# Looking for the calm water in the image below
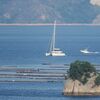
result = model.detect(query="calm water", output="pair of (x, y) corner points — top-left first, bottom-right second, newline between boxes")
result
(0, 82), (100, 100)
(0, 25), (100, 99)
(0, 25), (100, 66)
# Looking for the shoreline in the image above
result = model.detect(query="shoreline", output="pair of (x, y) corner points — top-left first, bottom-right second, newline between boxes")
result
(63, 92), (100, 96)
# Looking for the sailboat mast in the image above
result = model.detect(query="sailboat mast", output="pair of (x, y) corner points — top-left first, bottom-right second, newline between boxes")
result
(53, 20), (56, 51)
(46, 20), (65, 56)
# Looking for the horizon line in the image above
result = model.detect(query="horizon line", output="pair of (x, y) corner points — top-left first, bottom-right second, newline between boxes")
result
(0, 23), (100, 26)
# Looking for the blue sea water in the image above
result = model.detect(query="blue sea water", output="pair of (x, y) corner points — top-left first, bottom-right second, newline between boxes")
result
(0, 25), (100, 66)
(0, 25), (100, 99)
(0, 82), (100, 100)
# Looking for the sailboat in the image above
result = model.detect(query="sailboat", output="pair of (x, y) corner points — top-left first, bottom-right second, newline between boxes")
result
(46, 21), (66, 56)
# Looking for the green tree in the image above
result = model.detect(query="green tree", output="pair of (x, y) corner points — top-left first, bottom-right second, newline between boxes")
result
(95, 74), (100, 86)
(69, 60), (96, 84)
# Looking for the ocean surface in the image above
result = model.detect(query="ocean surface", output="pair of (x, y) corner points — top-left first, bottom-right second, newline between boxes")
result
(0, 25), (100, 66)
(0, 25), (100, 99)
(0, 82), (100, 100)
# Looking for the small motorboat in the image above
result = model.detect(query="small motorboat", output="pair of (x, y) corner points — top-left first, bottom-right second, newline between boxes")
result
(80, 48), (99, 54)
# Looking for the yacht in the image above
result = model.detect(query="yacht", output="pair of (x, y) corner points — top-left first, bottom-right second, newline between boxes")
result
(46, 21), (65, 56)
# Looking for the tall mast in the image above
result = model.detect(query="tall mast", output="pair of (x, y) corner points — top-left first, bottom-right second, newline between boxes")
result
(52, 20), (56, 51)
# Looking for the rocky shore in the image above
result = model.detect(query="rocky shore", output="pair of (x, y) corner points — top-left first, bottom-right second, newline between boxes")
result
(63, 77), (100, 96)
(63, 60), (100, 96)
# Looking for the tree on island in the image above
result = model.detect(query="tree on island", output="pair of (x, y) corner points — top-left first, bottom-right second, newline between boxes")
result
(95, 74), (100, 86)
(69, 60), (96, 84)
(63, 61), (100, 96)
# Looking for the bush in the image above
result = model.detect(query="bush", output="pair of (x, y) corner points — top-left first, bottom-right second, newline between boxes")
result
(95, 74), (100, 86)
(69, 60), (96, 84)
(81, 76), (88, 85)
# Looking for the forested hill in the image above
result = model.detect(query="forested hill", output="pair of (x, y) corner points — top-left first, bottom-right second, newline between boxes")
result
(0, 0), (100, 23)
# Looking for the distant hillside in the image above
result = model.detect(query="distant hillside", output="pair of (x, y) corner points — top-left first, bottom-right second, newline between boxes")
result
(0, 0), (100, 23)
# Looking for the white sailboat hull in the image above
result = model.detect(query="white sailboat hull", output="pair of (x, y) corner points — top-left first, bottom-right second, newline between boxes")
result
(46, 50), (66, 56)
(51, 53), (65, 56)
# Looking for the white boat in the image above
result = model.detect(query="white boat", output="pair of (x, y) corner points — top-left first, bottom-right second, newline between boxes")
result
(46, 21), (66, 56)
(80, 48), (99, 54)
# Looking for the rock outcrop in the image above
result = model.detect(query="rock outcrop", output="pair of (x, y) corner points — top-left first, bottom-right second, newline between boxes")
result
(63, 60), (100, 96)
(63, 76), (100, 96)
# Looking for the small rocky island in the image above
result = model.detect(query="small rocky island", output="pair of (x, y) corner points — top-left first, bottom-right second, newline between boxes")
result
(63, 60), (100, 96)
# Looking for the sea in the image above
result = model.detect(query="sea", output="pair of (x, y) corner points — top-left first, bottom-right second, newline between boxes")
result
(0, 25), (100, 100)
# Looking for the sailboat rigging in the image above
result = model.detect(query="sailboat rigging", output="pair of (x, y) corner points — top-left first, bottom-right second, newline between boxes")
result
(46, 21), (66, 56)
